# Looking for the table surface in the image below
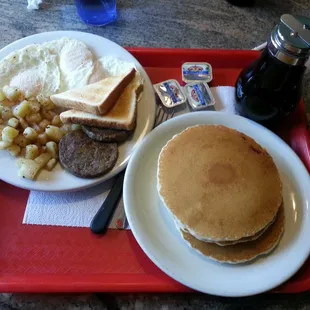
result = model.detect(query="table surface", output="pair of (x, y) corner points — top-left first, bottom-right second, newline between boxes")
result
(1, 0), (310, 309)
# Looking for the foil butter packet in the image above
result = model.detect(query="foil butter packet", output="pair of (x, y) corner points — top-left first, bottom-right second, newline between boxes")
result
(154, 79), (187, 108)
(182, 62), (213, 83)
(184, 82), (215, 110)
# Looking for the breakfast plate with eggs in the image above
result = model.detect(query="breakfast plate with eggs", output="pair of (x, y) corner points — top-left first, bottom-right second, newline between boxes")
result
(123, 111), (310, 296)
(0, 31), (156, 192)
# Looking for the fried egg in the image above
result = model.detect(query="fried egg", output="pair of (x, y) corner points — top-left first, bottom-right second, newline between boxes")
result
(0, 37), (101, 99)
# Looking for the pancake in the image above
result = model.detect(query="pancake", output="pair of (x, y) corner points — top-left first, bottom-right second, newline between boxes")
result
(157, 125), (282, 242)
(180, 205), (285, 264)
(174, 213), (276, 246)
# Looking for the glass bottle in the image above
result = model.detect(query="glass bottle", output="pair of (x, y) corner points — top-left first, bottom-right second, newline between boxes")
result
(235, 15), (310, 128)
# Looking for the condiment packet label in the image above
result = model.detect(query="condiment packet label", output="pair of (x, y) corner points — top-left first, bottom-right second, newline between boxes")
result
(182, 62), (213, 83)
(154, 79), (187, 108)
(184, 82), (215, 110)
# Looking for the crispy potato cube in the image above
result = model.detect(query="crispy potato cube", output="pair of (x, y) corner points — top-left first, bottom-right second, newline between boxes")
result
(0, 90), (5, 102)
(7, 144), (21, 156)
(45, 158), (57, 171)
(36, 95), (55, 109)
(13, 100), (31, 118)
(2, 107), (13, 120)
(7, 117), (19, 128)
(14, 134), (29, 147)
(23, 127), (38, 141)
(46, 141), (58, 158)
(17, 158), (29, 168)
(37, 132), (48, 145)
(19, 118), (29, 130)
(18, 160), (41, 180)
(20, 147), (26, 157)
(34, 152), (52, 169)
(0, 140), (12, 149)
(51, 115), (61, 126)
(2, 85), (22, 102)
(2, 126), (19, 143)
(28, 100), (41, 113)
(41, 108), (56, 121)
(39, 119), (51, 131)
(26, 112), (42, 124)
(45, 125), (65, 142)
(31, 123), (43, 134)
(25, 144), (39, 160)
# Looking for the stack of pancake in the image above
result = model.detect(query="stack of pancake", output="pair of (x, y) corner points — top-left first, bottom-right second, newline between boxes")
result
(157, 125), (284, 264)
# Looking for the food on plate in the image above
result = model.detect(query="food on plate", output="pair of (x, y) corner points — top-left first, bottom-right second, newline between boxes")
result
(59, 130), (118, 178)
(0, 37), (106, 100)
(180, 205), (284, 264)
(0, 37), (143, 181)
(0, 91), (76, 180)
(50, 68), (136, 115)
(157, 125), (283, 264)
(81, 125), (133, 143)
(60, 73), (143, 131)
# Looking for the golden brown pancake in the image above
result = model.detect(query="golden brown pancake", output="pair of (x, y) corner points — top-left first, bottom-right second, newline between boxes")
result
(158, 125), (282, 242)
(180, 205), (285, 264)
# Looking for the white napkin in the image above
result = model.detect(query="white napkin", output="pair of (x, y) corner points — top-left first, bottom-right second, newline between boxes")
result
(23, 86), (237, 228)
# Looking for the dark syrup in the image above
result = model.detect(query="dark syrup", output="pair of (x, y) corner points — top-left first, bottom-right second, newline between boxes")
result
(235, 48), (306, 128)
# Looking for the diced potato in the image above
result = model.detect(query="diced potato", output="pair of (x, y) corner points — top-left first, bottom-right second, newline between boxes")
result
(23, 127), (38, 141)
(2, 85), (22, 102)
(2, 107), (13, 120)
(51, 115), (61, 126)
(0, 90), (5, 102)
(17, 157), (29, 168)
(26, 112), (42, 124)
(45, 125), (65, 142)
(20, 147), (26, 157)
(18, 160), (41, 180)
(7, 144), (21, 156)
(14, 134), (29, 147)
(2, 126), (19, 143)
(36, 95), (55, 109)
(71, 124), (81, 131)
(28, 100), (41, 113)
(1, 99), (15, 107)
(39, 119), (51, 131)
(37, 132), (48, 145)
(46, 141), (58, 158)
(25, 144), (39, 160)
(31, 123), (43, 134)
(41, 108), (56, 121)
(13, 100), (31, 118)
(19, 118), (29, 130)
(7, 117), (19, 128)
(45, 158), (57, 171)
(0, 119), (3, 125)
(0, 104), (3, 115)
(34, 152), (52, 169)
(0, 140), (12, 149)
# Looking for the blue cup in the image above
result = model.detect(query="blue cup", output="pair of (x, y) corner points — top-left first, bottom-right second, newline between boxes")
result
(75, 0), (117, 26)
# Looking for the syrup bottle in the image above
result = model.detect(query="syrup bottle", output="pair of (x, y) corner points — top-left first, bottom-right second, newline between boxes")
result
(235, 15), (310, 128)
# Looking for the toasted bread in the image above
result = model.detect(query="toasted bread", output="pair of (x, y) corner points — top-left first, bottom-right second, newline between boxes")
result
(60, 74), (143, 131)
(50, 68), (136, 115)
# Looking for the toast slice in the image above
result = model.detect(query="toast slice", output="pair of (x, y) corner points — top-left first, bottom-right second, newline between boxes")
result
(60, 74), (143, 131)
(50, 68), (136, 115)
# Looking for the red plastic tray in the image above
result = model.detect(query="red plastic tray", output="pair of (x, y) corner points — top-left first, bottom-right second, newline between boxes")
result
(1, 48), (310, 294)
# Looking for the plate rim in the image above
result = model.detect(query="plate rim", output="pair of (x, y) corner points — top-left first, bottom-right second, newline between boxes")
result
(124, 111), (310, 297)
(0, 31), (156, 192)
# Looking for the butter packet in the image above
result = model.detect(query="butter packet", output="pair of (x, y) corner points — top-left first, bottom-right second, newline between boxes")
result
(182, 62), (213, 83)
(154, 79), (186, 108)
(184, 82), (215, 110)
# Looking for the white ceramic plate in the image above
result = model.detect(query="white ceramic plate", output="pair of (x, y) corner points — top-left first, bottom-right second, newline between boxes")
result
(0, 31), (155, 192)
(124, 111), (310, 297)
